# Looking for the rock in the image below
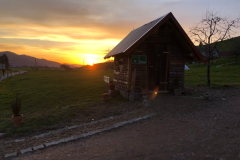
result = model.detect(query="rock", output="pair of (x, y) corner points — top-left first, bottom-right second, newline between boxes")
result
(142, 115), (151, 119)
(5, 152), (18, 158)
(82, 132), (93, 137)
(0, 133), (6, 138)
(44, 141), (56, 147)
(55, 139), (66, 144)
(104, 125), (117, 131)
(64, 137), (74, 142)
(15, 139), (25, 142)
(34, 134), (45, 138)
(33, 144), (45, 151)
(90, 129), (102, 135)
(127, 119), (135, 123)
(68, 126), (78, 130)
(73, 135), (85, 140)
(20, 147), (33, 154)
(53, 128), (66, 134)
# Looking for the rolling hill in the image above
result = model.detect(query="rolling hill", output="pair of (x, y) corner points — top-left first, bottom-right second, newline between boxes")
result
(0, 51), (61, 67)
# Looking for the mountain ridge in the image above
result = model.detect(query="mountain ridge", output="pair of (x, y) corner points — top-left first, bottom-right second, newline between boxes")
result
(0, 51), (61, 67)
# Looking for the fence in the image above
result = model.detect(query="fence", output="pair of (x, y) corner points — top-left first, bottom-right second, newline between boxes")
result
(216, 61), (240, 68)
(0, 70), (28, 82)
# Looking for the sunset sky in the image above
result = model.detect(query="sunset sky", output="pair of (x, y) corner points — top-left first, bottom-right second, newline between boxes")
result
(0, 0), (239, 65)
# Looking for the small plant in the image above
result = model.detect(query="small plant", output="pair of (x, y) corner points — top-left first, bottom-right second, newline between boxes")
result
(173, 77), (180, 89)
(11, 96), (21, 117)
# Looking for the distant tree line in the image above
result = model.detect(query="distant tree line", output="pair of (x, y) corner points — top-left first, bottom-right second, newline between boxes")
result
(60, 64), (73, 70)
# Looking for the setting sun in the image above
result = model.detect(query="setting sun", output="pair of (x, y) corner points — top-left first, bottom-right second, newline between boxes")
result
(87, 60), (94, 66)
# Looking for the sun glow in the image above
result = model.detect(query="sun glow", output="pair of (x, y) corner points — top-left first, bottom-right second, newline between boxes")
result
(87, 60), (94, 66)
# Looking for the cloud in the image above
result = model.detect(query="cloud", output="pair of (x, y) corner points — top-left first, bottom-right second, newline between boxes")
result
(0, 0), (239, 64)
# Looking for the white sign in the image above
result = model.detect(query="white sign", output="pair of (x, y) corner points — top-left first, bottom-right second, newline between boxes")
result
(0, 63), (5, 70)
(104, 76), (109, 83)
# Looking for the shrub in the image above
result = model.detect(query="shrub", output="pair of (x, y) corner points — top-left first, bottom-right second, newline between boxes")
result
(11, 96), (21, 117)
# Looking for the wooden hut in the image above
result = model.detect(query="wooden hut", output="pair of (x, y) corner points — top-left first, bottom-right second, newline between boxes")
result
(104, 12), (206, 99)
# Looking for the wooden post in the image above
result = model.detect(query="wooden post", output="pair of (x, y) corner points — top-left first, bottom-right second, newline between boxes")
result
(165, 45), (170, 90)
(106, 83), (108, 94)
(127, 56), (131, 91)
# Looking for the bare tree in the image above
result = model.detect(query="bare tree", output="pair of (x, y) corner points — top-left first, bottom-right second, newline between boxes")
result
(189, 9), (240, 85)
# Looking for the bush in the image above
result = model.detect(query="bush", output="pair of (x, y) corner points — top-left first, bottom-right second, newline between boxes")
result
(11, 96), (21, 116)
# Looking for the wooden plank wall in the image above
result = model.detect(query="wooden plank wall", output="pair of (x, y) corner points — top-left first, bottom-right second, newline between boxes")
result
(130, 45), (148, 92)
(113, 22), (188, 93)
(113, 55), (128, 91)
(168, 42), (185, 90)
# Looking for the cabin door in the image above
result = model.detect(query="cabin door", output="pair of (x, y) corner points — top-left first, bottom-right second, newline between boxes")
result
(148, 52), (168, 92)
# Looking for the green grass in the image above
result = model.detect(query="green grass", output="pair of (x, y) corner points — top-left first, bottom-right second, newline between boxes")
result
(1, 59), (240, 136)
(185, 58), (240, 87)
(0, 68), (113, 135)
(215, 36), (240, 51)
(196, 36), (240, 51)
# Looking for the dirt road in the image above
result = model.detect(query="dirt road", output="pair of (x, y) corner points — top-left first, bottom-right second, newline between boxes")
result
(14, 93), (240, 160)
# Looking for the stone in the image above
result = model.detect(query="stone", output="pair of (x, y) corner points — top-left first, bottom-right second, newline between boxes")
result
(103, 126), (115, 131)
(82, 132), (93, 137)
(127, 119), (136, 123)
(91, 129), (102, 135)
(44, 132), (52, 136)
(148, 113), (156, 117)
(33, 144), (45, 151)
(34, 134), (45, 138)
(55, 139), (66, 144)
(99, 118), (109, 122)
(44, 141), (56, 147)
(142, 115), (151, 119)
(133, 117), (143, 122)
(122, 121), (129, 125)
(68, 126), (78, 129)
(15, 139), (25, 142)
(20, 148), (33, 154)
(0, 133), (5, 138)
(73, 134), (85, 140)
(85, 121), (95, 126)
(114, 122), (125, 127)
(5, 152), (18, 158)
(53, 128), (66, 134)
(4, 140), (15, 144)
(64, 137), (74, 142)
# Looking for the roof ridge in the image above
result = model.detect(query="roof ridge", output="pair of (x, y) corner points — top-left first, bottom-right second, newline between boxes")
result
(132, 12), (171, 31)
(104, 12), (172, 59)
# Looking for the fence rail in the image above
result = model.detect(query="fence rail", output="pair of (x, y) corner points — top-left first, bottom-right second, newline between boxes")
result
(0, 70), (28, 82)
(216, 61), (239, 68)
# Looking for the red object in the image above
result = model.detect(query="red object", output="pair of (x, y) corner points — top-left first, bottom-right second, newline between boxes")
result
(12, 114), (23, 127)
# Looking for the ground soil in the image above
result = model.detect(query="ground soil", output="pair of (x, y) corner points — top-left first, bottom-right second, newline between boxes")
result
(11, 87), (240, 160)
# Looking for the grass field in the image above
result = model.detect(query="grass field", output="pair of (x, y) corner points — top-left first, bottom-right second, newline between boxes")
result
(185, 57), (240, 87)
(1, 58), (240, 136)
(0, 68), (113, 135)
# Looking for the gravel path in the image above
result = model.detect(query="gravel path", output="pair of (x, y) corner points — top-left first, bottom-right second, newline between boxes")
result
(0, 108), (153, 157)
(13, 90), (240, 160)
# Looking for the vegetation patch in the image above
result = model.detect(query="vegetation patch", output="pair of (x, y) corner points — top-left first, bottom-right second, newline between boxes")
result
(0, 68), (114, 136)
